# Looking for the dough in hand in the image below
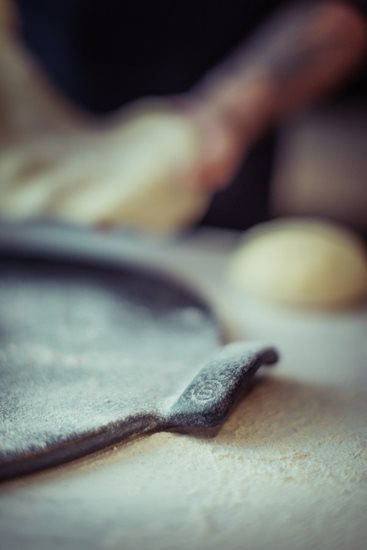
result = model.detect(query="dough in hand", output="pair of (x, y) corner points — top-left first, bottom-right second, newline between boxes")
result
(0, 107), (208, 234)
(228, 219), (367, 309)
(50, 109), (208, 233)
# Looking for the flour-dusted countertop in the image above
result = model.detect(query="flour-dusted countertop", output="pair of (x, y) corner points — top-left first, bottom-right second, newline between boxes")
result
(0, 224), (366, 550)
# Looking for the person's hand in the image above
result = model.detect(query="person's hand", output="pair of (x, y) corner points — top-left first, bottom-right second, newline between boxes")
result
(175, 73), (275, 192)
(183, 100), (248, 192)
(0, 31), (208, 235)
(180, 96), (250, 192)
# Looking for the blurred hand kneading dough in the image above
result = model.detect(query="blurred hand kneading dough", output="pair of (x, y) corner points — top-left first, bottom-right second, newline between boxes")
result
(0, 103), (208, 233)
(0, 0), (209, 234)
(1, 0), (367, 236)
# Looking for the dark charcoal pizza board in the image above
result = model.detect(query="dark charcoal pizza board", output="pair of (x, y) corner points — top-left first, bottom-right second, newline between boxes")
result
(0, 229), (278, 480)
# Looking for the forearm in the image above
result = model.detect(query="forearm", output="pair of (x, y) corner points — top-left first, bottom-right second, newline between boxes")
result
(192, 1), (367, 142)
(0, 1), (91, 144)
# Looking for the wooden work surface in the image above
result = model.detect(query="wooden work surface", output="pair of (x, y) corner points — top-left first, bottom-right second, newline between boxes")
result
(0, 224), (366, 550)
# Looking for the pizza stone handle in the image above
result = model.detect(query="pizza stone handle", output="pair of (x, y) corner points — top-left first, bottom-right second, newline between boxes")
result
(167, 342), (278, 431)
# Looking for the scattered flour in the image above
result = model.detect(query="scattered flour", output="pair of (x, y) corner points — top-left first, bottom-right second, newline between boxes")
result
(1, 374), (366, 550)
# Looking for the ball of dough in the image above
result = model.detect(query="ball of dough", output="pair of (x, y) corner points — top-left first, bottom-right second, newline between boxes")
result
(0, 107), (208, 234)
(228, 219), (367, 309)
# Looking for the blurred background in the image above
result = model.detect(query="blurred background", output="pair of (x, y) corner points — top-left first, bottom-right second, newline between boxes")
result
(0, 0), (366, 235)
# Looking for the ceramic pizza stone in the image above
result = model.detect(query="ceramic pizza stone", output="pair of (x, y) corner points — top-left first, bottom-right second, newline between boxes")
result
(0, 249), (277, 480)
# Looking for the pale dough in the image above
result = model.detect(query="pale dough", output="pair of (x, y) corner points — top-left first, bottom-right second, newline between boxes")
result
(228, 219), (367, 309)
(0, 108), (208, 234)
